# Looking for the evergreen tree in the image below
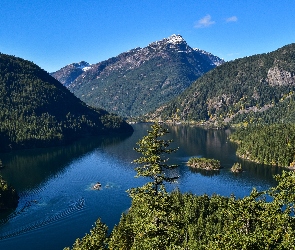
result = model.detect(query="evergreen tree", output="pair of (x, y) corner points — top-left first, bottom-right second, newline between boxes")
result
(109, 123), (180, 249)
(131, 122), (179, 196)
(63, 218), (108, 250)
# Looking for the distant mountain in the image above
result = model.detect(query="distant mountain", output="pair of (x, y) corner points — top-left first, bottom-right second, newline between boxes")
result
(52, 34), (224, 117)
(50, 61), (91, 87)
(0, 53), (133, 151)
(147, 43), (295, 126)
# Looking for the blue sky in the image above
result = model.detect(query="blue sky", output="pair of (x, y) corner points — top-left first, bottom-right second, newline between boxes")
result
(1, 0), (294, 72)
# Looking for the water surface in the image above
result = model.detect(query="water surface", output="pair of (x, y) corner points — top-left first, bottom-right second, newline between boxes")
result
(0, 124), (282, 250)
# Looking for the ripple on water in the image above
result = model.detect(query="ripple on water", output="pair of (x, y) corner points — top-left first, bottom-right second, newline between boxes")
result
(0, 197), (85, 240)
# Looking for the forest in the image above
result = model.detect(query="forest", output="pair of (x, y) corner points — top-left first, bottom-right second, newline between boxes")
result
(148, 43), (295, 127)
(64, 124), (295, 249)
(187, 157), (221, 170)
(0, 53), (133, 152)
(230, 124), (295, 168)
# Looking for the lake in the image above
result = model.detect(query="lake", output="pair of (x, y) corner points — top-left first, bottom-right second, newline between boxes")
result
(0, 123), (283, 250)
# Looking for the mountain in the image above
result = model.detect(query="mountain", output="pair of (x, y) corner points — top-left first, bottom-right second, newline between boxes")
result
(51, 34), (224, 118)
(0, 53), (133, 152)
(147, 43), (295, 126)
(50, 61), (91, 87)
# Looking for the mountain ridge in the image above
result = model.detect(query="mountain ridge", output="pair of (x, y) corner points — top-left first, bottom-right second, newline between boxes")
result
(51, 34), (224, 117)
(146, 43), (295, 126)
(0, 52), (133, 151)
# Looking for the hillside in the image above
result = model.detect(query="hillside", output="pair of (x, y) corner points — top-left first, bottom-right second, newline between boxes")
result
(0, 53), (133, 151)
(230, 124), (295, 167)
(51, 34), (224, 118)
(147, 43), (295, 126)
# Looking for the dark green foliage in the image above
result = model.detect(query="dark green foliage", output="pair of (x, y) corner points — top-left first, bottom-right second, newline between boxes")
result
(230, 124), (295, 167)
(149, 43), (295, 126)
(109, 190), (186, 249)
(0, 175), (19, 211)
(230, 91), (295, 125)
(131, 123), (179, 194)
(109, 174), (295, 249)
(64, 218), (108, 250)
(187, 157), (221, 170)
(0, 53), (133, 151)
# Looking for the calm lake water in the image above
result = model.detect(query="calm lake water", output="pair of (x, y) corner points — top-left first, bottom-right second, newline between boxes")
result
(0, 123), (283, 250)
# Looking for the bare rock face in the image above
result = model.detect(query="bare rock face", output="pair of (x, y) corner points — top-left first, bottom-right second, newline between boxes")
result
(267, 65), (295, 86)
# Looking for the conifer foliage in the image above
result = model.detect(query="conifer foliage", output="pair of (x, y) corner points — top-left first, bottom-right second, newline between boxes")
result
(131, 123), (179, 195)
(0, 53), (133, 151)
(110, 123), (180, 249)
(230, 124), (295, 167)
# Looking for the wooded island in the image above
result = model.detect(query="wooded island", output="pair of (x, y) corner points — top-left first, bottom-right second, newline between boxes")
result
(187, 157), (221, 170)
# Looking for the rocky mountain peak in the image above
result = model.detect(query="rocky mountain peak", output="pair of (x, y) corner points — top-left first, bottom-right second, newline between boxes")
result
(167, 34), (185, 44)
(148, 34), (188, 51)
(52, 34), (224, 117)
(50, 61), (92, 86)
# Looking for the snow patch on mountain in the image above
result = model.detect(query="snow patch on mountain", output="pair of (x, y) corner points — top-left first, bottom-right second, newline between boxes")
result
(82, 66), (92, 71)
(167, 34), (185, 44)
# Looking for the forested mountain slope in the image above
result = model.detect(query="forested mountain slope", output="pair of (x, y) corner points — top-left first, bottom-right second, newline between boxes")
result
(148, 43), (295, 126)
(0, 53), (133, 151)
(52, 34), (224, 117)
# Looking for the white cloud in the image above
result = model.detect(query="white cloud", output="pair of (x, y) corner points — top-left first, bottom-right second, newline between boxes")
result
(194, 15), (215, 28)
(226, 16), (238, 23)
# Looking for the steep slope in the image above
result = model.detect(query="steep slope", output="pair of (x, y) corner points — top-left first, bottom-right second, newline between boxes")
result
(148, 43), (295, 126)
(52, 34), (224, 117)
(0, 53), (133, 151)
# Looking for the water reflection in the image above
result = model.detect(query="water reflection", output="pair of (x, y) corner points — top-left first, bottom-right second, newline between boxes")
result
(168, 125), (237, 164)
(165, 124), (282, 187)
(188, 167), (221, 177)
(0, 133), (132, 192)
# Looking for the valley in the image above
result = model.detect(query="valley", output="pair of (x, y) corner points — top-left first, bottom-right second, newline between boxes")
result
(1, 34), (295, 250)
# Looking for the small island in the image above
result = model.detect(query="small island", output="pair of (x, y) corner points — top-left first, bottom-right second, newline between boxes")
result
(187, 157), (221, 170)
(0, 175), (19, 211)
(231, 162), (243, 173)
